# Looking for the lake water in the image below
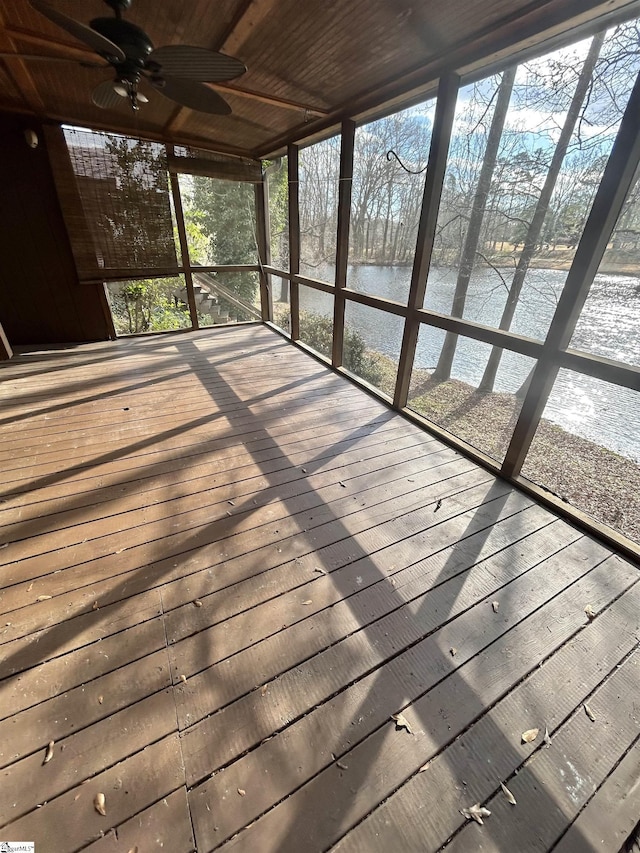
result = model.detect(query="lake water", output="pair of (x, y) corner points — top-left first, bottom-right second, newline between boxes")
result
(286, 264), (640, 461)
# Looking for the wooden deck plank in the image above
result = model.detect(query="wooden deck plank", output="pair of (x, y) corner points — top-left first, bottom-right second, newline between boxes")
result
(0, 464), (493, 645)
(0, 327), (636, 853)
(0, 436), (444, 567)
(0, 416), (410, 528)
(81, 787), (195, 852)
(181, 517), (579, 798)
(0, 646), (170, 769)
(199, 549), (635, 853)
(0, 734), (186, 851)
(0, 414), (403, 517)
(441, 646), (640, 852)
(552, 734), (640, 853)
(330, 575), (640, 852)
(0, 688), (177, 824)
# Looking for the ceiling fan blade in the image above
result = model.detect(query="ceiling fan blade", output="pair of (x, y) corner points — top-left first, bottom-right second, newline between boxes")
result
(91, 79), (127, 109)
(157, 77), (232, 114)
(0, 51), (107, 68)
(30, 0), (126, 63)
(147, 45), (246, 82)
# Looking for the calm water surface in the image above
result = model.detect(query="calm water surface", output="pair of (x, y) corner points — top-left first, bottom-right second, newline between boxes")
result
(291, 264), (640, 460)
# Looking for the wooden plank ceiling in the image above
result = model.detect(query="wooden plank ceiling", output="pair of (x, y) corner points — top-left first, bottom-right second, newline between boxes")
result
(0, 0), (639, 158)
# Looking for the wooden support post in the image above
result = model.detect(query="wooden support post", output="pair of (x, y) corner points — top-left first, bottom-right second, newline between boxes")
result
(255, 172), (272, 322)
(332, 120), (355, 368)
(288, 144), (300, 340)
(168, 159), (199, 330)
(393, 73), (459, 409)
(502, 65), (640, 479)
(0, 320), (12, 360)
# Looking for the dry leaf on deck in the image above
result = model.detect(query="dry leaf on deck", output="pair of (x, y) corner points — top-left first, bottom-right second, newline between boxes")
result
(36, 595), (52, 602)
(261, 684), (268, 696)
(302, 600), (313, 605)
(391, 713), (413, 734)
(194, 599), (203, 608)
(180, 674), (187, 683)
(543, 726), (552, 747)
(584, 703), (596, 721)
(584, 604), (596, 620)
(127, 847), (138, 853)
(460, 803), (491, 825)
(92, 601), (99, 611)
(521, 728), (539, 744)
(492, 601), (500, 613)
(314, 567), (326, 574)
(43, 741), (55, 764)
(500, 782), (516, 805)
(94, 792), (106, 815)
(237, 788), (246, 797)
(434, 499), (442, 512)
(336, 761), (349, 771)
(450, 647), (457, 657)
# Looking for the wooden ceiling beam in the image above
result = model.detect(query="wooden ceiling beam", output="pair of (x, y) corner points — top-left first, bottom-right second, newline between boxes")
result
(253, 0), (640, 158)
(0, 11), (45, 114)
(4, 25), (97, 63)
(211, 83), (328, 116)
(164, 0), (292, 143)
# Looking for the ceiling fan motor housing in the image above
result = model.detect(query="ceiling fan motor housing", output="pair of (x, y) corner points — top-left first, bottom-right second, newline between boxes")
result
(89, 17), (153, 75)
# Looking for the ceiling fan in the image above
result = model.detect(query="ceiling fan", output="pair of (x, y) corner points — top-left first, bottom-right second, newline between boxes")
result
(1, 0), (246, 114)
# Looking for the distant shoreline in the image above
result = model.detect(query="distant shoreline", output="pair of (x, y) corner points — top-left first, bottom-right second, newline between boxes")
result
(347, 257), (640, 277)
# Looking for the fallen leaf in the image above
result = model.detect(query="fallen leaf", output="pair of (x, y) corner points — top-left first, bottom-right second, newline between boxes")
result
(450, 647), (457, 657)
(127, 847), (138, 853)
(460, 803), (491, 825)
(92, 601), (99, 611)
(521, 728), (539, 744)
(543, 726), (552, 747)
(261, 684), (268, 696)
(237, 788), (246, 797)
(336, 761), (349, 771)
(492, 601), (500, 613)
(301, 468), (307, 473)
(36, 595), (52, 602)
(501, 782), (517, 805)
(194, 599), (203, 608)
(180, 674), (187, 683)
(391, 713), (413, 734)
(302, 600), (313, 605)
(339, 481), (347, 488)
(228, 500), (235, 506)
(94, 792), (106, 816)
(0, 543), (8, 549)
(43, 741), (54, 764)
(434, 499), (442, 512)
(584, 703), (596, 721)
(314, 567), (326, 574)
(98, 696), (103, 705)
(418, 761), (430, 772)
(27, 583), (34, 592)
(584, 604), (596, 620)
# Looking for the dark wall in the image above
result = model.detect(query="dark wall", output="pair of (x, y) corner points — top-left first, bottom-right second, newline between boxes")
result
(0, 113), (111, 346)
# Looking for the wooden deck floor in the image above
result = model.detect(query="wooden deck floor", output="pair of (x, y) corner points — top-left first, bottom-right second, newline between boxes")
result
(0, 324), (638, 853)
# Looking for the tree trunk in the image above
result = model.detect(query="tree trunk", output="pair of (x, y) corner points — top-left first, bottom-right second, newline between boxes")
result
(479, 30), (605, 392)
(432, 66), (517, 381)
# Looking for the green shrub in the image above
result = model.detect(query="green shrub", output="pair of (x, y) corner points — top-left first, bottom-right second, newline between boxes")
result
(272, 305), (383, 388)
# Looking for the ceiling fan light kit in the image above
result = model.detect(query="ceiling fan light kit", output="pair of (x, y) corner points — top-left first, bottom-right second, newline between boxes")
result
(16, 0), (247, 114)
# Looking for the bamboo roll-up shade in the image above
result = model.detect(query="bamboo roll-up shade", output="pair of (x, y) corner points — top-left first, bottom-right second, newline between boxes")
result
(57, 127), (178, 276)
(170, 144), (262, 182)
